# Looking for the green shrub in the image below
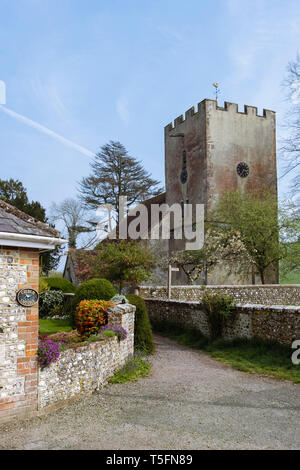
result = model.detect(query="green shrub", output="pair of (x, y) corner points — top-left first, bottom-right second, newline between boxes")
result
(39, 278), (50, 294)
(50, 305), (65, 317)
(201, 290), (237, 340)
(101, 330), (116, 338)
(126, 294), (154, 355)
(39, 290), (65, 318)
(42, 277), (76, 293)
(72, 278), (116, 309)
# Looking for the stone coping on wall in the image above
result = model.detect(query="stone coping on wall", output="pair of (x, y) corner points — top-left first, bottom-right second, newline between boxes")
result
(144, 297), (300, 312)
(144, 298), (300, 344)
(139, 284), (300, 306)
(140, 284), (300, 289)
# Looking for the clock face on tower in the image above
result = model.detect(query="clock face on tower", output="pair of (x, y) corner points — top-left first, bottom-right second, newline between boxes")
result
(16, 288), (39, 307)
(237, 162), (250, 178)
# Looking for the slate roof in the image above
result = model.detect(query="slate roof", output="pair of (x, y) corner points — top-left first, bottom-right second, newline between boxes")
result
(105, 192), (167, 240)
(0, 199), (60, 238)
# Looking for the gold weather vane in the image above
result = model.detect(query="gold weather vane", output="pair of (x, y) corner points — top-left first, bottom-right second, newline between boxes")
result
(212, 82), (220, 101)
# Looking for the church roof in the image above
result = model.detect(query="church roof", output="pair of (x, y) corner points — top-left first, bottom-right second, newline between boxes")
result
(104, 192), (167, 240)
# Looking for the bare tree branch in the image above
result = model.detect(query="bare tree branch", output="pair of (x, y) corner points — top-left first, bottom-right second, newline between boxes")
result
(280, 53), (300, 197)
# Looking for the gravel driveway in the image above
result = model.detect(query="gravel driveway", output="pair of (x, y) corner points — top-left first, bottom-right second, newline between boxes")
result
(0, 334), (299, 450)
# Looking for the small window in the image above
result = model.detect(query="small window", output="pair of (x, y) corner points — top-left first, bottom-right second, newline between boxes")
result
(180, 150), (188, 184)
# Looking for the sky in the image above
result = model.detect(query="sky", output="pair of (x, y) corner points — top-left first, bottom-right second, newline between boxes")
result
(0, 0), (299, 225)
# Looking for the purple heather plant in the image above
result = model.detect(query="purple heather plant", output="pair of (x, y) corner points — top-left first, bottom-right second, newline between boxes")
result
(99, 324), (128, 341)
(38, 338), (61, 369)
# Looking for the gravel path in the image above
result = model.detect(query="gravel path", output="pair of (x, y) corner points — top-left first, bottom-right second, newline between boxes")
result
(0, 334), (299, 450)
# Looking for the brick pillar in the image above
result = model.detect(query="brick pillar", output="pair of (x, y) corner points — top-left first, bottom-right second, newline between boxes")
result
(0, 248), (39, 424)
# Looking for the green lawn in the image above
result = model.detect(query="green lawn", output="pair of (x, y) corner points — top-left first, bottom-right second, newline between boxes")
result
(205, 339), (300, 383)
(152, 321), (300, 384)
(280, 270), (300, 284)
(39, 318), (73, 335)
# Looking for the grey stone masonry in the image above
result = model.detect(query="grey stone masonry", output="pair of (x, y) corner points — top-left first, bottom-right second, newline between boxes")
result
(145, 298), (300, 345)
(139, 284), (300, 306)
(38, 303), (135, 411)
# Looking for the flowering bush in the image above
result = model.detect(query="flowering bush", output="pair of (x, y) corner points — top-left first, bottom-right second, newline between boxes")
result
(74, 299), (114, 338)
(100, 324), (128, 341)
(38, 338), (63, 368)
(39, 290), (65, 318)
(169, 227), (252, 284)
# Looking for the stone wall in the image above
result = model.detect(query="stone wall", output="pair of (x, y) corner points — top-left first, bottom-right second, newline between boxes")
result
(145, 298), (300, 345)
(0, 248), (40, 424)
(38, 303), (135, 411)
(139, 284), (300, 306)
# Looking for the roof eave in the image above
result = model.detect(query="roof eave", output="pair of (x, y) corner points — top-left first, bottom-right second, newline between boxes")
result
(0, 232), (67, 250)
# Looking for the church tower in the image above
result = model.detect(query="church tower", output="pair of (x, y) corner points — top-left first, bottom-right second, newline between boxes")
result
(164, 99), (278, 284)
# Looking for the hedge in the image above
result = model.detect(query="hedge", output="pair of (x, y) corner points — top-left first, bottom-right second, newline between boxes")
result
(126, 294), (154, 355)
(72, 278), (116, 308)
(42, 277), (76, 293)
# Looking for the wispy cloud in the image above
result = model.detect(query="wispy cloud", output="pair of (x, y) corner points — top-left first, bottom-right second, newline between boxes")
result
(225, 0), (284, 81)
(116, 95), (130, 124)
(0, 104), (95, 158)
(29, 74), (68, 118)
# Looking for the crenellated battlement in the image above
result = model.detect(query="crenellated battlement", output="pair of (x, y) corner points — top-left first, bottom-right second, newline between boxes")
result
(165, 99), (275, 132)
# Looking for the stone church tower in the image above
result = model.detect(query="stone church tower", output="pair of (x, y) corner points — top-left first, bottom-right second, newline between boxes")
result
(65, 98), (279, 287)
(164, 99), (278, 285)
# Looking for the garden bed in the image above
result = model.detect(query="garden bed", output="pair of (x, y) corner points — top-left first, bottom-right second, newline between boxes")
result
(37, 303), (136, 411)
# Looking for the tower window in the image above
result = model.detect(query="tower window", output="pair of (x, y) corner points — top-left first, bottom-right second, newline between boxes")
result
(180, 150), (188, 184)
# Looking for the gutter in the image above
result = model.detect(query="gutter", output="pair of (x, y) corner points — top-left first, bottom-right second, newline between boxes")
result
(0, 231), (67, 250)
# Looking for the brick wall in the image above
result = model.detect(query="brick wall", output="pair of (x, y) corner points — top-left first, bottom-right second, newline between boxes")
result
(0, 248), (39, 424)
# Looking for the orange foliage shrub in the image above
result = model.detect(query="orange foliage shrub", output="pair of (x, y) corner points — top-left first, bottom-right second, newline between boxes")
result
(74, 299), (114, 337)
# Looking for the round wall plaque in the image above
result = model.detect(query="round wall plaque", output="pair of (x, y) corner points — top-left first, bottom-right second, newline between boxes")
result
(16, 288), (39, 307)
